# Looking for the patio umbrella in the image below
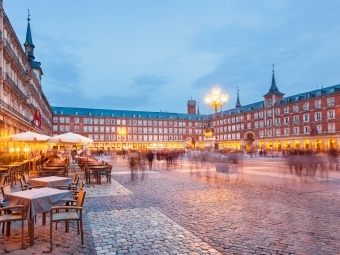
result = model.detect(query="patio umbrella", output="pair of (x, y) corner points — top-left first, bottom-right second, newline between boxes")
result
(0, 131), (50, 142)
(48, 132), (93, 144)
(48, 132), (93, 162)
(0, 131), (51, 169)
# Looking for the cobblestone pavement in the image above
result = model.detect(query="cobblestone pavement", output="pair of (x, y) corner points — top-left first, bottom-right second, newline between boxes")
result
(1, 155), (340, 254)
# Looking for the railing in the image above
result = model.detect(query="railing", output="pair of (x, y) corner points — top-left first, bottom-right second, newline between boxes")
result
(4, 39), (27, 76)
(4, 73), (27, 101)
(0, 99), (30, 123)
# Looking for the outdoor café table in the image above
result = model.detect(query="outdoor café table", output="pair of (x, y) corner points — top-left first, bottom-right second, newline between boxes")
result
(87, 165), (108, 184)
(0, 167), (8, 174)
(3, 187), (72, 246)
(41, 166), (66, 176)
(29, 176), (72, 188)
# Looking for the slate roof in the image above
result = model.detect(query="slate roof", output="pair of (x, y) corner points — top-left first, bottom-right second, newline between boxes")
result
(51, 106), (208, 120)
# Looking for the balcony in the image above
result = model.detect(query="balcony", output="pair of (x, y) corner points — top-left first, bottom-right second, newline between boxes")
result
(327, 102), (335, 107)
(314, 105), (322, 109)
(4, 39), (27, 76)
(4, 73), (27, 101)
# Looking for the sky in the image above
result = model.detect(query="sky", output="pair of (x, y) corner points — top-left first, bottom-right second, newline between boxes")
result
(4, 0), (340, 114)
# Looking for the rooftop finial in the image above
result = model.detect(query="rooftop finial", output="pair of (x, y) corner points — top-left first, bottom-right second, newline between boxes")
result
(272, 63), (274, 73)
(27, 9), (30, 21)
(235, 86), (242, 108)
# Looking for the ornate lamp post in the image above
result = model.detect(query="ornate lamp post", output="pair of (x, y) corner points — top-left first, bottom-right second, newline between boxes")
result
(204, 87), (228, 119)
(204, 87), (228, 150)
(118, 128), (127, 151)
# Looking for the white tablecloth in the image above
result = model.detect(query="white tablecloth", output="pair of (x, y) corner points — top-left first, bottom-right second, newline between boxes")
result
(29, 176), (73, 188)
(4, 187), (73, 219)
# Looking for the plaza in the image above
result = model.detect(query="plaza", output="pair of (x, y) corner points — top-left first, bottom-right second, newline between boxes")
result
(1, 154), (340, 254)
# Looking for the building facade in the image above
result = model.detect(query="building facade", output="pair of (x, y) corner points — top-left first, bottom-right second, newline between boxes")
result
(0, 1), (53, 144)
(52, 70), (340, 153)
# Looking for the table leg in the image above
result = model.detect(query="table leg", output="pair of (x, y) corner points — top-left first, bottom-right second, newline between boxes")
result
(42, 212), (46, 225)
(29, 218), (34, 246)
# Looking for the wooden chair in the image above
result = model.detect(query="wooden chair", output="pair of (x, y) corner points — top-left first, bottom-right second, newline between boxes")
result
(57, 173), (79, 191)
(50, 188), (86, 251)
(0, 205), (25, 249)
(0, 175), (7, 187)
(19, 176), (43, 191)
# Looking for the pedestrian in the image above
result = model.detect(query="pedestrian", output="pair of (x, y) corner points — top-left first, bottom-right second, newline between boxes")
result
(146, 150), (154, 170)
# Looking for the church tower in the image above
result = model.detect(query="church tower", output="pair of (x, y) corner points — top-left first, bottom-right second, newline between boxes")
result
(263, 65), (284, 107)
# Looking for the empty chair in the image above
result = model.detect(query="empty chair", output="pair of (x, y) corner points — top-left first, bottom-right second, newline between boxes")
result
(57, 173), (79, 191)
(0, 205), (25, 249)
(50, 188), (86, 251)
(19, 176), (43, 191)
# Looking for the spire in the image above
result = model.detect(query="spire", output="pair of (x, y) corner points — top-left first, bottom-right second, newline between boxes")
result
(24, 9), (35, 61)
(264, 64), (284, 96)
(235, 86), (241, 108)
(197, 102), (200, 115)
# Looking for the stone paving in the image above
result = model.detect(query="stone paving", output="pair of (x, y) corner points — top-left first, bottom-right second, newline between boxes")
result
(1, 155), (340, 254)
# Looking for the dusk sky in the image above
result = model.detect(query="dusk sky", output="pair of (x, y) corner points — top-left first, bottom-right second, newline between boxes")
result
(5, 1), (340, 114)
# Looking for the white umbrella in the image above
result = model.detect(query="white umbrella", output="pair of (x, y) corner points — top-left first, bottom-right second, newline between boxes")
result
(48, 132), (93, 163)
(0, 131), (50, 142)
(48, 132), (93, 144)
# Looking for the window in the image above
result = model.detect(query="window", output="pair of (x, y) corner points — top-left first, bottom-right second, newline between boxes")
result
(303, 114), (309, 122)
(267, 99), (272, 107)
(259, 112), (263, 118)
(59, 117), (64, 123)
(53, 117), (58, 123)
(327, 97), (335, 107)
(284, 128), (290, 135)
(284, 117), (289, 125)
(294, 127), (299, 135)
(59, 125), (64, 132)
(254, 113), (258, 119)
(315, 112), (321, 121)
(111, 119), (115, 124)
(259, 121), (264, 128)
(304, 126), (310, 134)
(100, 119), (104, 124)
(267, 120), (272, 127)
(254, 121), (258, 128)
(293, 116), (299, 123)
(74, 118), (79, 124)
(315, 100), (321, 109)
(247, 114), (251, 121)
(267, 110), (272, 117)
(275, 108), (280, 116)
(293, 105), (299, 112)
(303, 102), (309, 111)
(328, 110), (335, 120)
(53, 125), (58, 131)
(275, 129), (281, 136)
(275, 118), (280, 125)
(267, 130), (272, 137)
(284, 107), (289, 114)
(247, 123), (251, 129)
(65, 117), (70, 123)
(65, 125), (70, 132)
(328, 123), (335, 133)
(94, 118), (98, 124)
(74, 126), (79, 132)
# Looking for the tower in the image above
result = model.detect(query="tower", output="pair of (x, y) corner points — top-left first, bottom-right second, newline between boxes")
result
(263, 64), (284, 106)
(235, 86), (241, 108)
(23, 11), (43, 82)
(187, 99), (196, 114)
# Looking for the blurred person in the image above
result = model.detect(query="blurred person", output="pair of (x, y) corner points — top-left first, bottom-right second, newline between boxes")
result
(146, 150), (154, 170)
(328, 146), (338, 171)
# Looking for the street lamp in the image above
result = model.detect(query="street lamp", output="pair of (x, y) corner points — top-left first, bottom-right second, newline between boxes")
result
(204, 87), (228, 119)
(204, 87), (228, 150)
(118, 128), (127, 151)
